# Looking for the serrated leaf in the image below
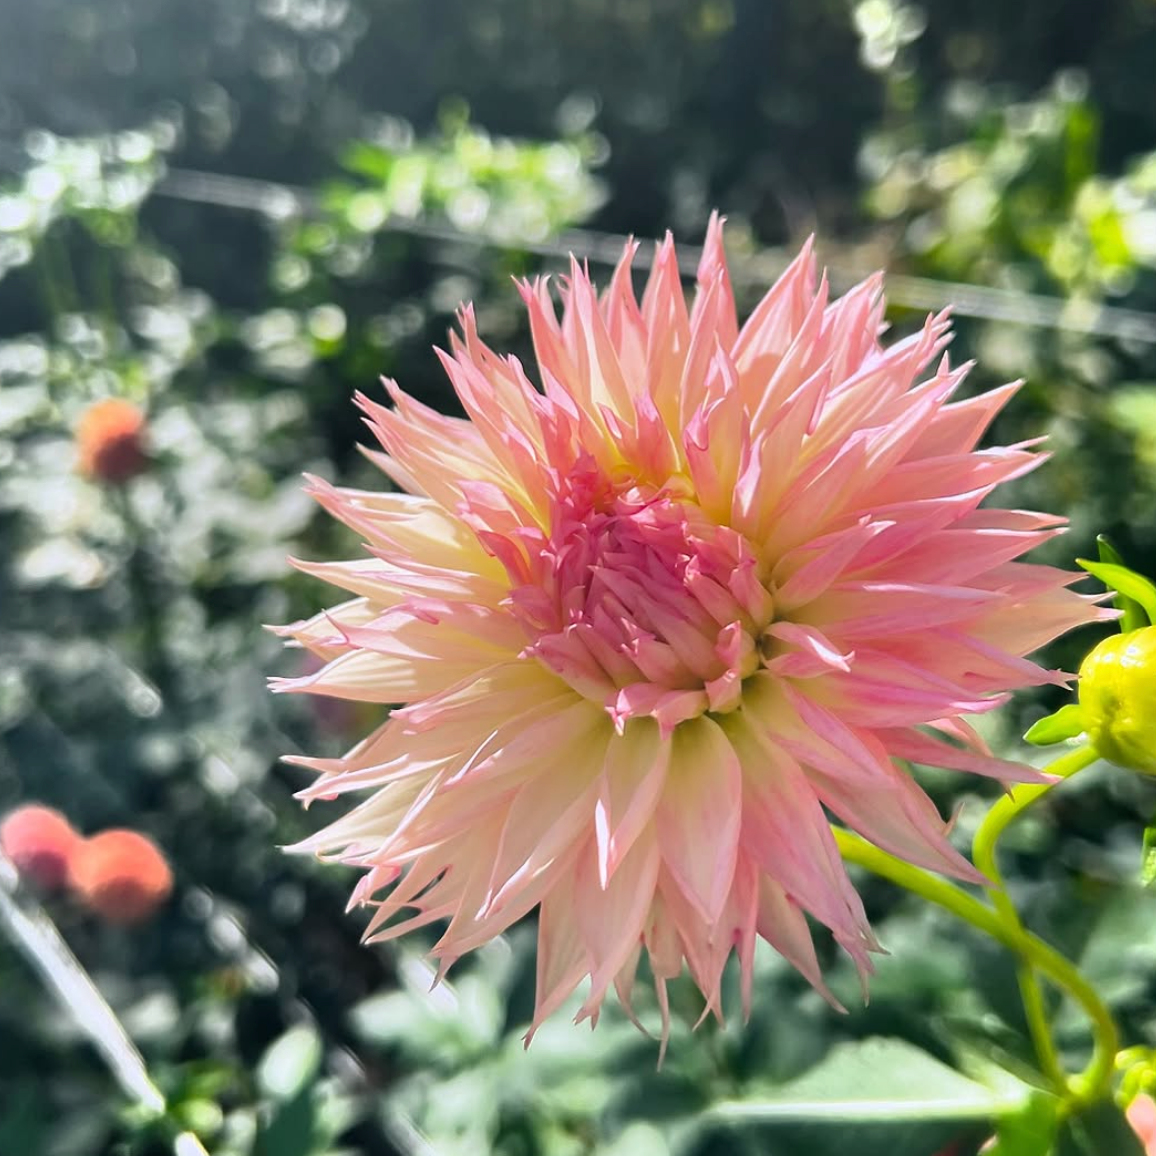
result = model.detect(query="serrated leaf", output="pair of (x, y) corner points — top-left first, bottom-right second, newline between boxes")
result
(1097, 537), (1149, 633)
(1077, 560), (1156, 626)
(1024, 704), (1086, 746)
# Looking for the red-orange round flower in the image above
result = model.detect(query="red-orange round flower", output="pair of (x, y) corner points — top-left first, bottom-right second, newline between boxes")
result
(76, 398), (149, 484)
(1, 804), (80, 891)
(70, 829), (173, 924)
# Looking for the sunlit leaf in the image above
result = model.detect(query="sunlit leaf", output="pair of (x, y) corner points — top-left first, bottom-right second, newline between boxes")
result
(1077, 560), (1156, 626)
(1096, 537), (1148, 633)
(256, 1025), (323, 1102)
(1024, 704), (1086, 746)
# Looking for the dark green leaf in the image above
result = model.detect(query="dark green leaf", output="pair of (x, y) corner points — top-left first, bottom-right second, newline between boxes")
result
(1057, 1097), (1145, 1156)
(256, 1089), (319, 1156)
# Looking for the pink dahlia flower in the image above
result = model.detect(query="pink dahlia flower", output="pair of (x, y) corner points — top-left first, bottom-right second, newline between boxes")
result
(275, 217), (1106, 1045)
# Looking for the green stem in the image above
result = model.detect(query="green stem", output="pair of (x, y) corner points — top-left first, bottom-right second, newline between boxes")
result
(833, 826), (1118, 1108)
(972, 745), (1102, 1098)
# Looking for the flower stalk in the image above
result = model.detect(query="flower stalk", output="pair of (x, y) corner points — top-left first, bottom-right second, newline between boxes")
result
(835, 743), (1120, 1111)
(971, 744), (1103, 1100)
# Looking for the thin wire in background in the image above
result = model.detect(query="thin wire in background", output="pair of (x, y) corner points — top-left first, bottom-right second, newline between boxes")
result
(157, 166), (1156, 346)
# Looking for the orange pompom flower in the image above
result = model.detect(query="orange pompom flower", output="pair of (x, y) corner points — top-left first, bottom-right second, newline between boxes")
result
(0, 804), (81, 891)
(76, 398), (149, 484)
(70, 829), (173, 924)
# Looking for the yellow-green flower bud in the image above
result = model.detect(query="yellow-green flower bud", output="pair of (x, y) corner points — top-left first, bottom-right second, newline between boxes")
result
(1079, 626), (1156, 775)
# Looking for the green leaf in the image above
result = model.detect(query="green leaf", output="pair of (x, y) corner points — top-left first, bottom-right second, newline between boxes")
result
(255, 1089), (319, 1156)
(709, 1038), (1031, 1156)
(1024, 704), (1087, 745)
(1053, 886), (1156, 1027)
(256, 1025), (323, 1102)
(982, 1091), (1062, 1155)
(1056, 1098), (1145, 1155)
(1097, 537), (1148, 633)
(1142, 820), (1156, 887)
(1077, 559), (1156, 626)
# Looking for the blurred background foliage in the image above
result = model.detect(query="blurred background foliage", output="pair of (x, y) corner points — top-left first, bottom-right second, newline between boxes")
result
(2, 1), (1156, 1154)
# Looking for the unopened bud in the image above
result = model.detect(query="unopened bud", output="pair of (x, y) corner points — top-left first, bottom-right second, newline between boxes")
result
(1078, 627), (1156, 775)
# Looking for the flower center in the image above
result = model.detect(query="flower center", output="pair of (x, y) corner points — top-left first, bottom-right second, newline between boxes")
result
(511, 479), (775, 735)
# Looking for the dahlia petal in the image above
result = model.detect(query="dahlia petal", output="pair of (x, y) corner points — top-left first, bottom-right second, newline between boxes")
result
(805, 581), (1004, 639)
(444, 849), (582, 961)
(640, 234), (692, 438)
(691, 211), (738, 350)
(747, 273), (831, 435)
(763, 621), (854, 677)
(816, 312), (952, 448)
(357, 389), (506, 509)
(575, 828), (660, 1020)
(733, 235), (815, 376)
(723, 712), (875, 952)
(732, 361), (833, 540)
(395, 660), (571, 733)
(772, 520), (891, 610)
(812, 762), (985, 884)
(273, 597), (379, 659)
(755, 874), (843, 1011)
(289, 557), (413, 605)
(303, 477), (505, 578)
(449, 696), (608, 789)
(612, 940), (647, 1031)
(817, 272), (885, 385)
(601, 239), (648, 384)
(594, 718), (670, 887)
(566, 257), (636, 421)
(777, 682), (900, 785)
(762, 434), (869, 556)
(529, 871), (590, 1041)
(337, 607), (521, 667)
(481, 718), (611, 915)
(654, 871), (731, 1023)
(816, 651), (1009, 727)
(655, 717), (741, 922)
(878, 726), (1048, 783)
(863, 446), (1043, 510)
(271, 645), (468, 704)
(868, 524), (1065, 587)
(911, 380), (1021, 458)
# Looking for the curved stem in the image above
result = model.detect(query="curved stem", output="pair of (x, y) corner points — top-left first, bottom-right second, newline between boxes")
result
(972, 745), (1101, 1096)
(833, 827), (1119, 1108)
